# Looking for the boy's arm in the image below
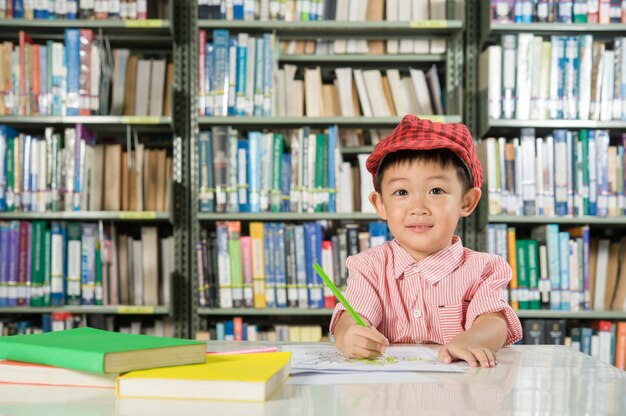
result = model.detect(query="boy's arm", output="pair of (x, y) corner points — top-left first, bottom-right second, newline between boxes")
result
(438, 312), (508, 368)
(333, 311), (389, 358)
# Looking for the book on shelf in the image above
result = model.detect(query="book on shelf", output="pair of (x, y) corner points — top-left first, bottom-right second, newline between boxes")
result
(0, 0), (165, 20)
(0, 327), (206, 374)
(0, 360), (116, 389)
(490, 0), (626, 23)
(116, 352), (292, 401)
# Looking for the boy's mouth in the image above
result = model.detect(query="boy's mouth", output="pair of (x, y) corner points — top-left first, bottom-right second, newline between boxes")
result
(406, 224), (433, 233)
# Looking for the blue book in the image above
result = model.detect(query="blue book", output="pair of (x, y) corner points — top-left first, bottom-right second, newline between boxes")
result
(263, 223), (276, 308)
(556, 0), (573, 22)
(64, 29), (80, 116)
(223, 320), (234, 341)
(247, 132), (261, 213)
(233, 0), (244, 19)
(558, 231), (571, 311)
(237, 139), (249, 212)
(368, 222), (389, 248)
(580, 327), (593, 355)
(303, 222), (323, 309)
(328, 125), (337, 212)
(262, 34), (273, 116)
(13, 0), (24, 18)
(212, 30), (230, 117)
(553, 129), (568, 216)
(235, 34), (248, 116)
(281, 153), (291, 212)
(274, 223), (287, 308)
(80, 223), (97, 305)
(67, 0), (78, 19)
(227, 37), (237, 116)
(588, 130), (597, 215)
(294, 224), (308, 308)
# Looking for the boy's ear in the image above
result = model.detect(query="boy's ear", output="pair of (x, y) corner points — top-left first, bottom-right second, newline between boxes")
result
(369, 191), (388, 220)
(460, 187), (481, 217)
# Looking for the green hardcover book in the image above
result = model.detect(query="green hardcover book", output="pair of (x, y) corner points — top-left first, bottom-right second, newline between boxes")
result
(270, 133), (283, 212)
(65, 223), (82, 305)
(5, 137), (14, 212)
(526, 240), (541, 310)
(0, 327), (206, 374)
(29, 221), (47, 307)
(314, 133), (328, 212)
(516, 239), (529, 309)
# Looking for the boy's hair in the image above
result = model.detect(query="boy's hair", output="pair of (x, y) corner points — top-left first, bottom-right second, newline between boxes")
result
(374, 149), (472, 193)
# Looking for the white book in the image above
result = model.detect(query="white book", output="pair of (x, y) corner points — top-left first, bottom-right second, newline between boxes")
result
(386, 69), (411, 116)
(578, 35), (593, 120)
(563, 36), (580, 120)
(529, 36), (543, 120)
(549, 36), (564, 120)
(362, 70), (391, 116)
(622, 38), (626, 120)
(397, 0), (413, 54)
(333, 0), (349, 54)
(543, 135), (555, 216)
(537, 40), (552, 120)
(148, 59), (167, 116)
(402, 76), (421, 114)
(338, 161), (353, 213)
(304, 67), (323, 117)
(535, 137), (545, 215)
(37, 139), (47, 212)
(386, 0), (398, 54)
(346, 0), (369, 54)
(613, 38), (623, 121)
(335, 67), (355, 117)
(409, 68), (434, 115)
(283, 64), (299, 116)
(426, 65), (444, 115)
(353, 69), (373, 116)
(515, 33), (534, 120)
(90, 41), (101, 113)
(502, 35), (517, 119)
(600, 50), (615, 121)
(484, 137), (501, 215)
(134, 59), (152, 117)
(412, 0), (429, 53)
(245, 36), (256, 115)
(275, 68), (286, 116)
(481, 46), (502, 119)
(357, 154), (375, 213)
(429, 0), (447, 54)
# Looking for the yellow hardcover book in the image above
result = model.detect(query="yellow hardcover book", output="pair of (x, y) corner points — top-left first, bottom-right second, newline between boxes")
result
(250, 222), (267, 308)
(116, 352), (292, 401)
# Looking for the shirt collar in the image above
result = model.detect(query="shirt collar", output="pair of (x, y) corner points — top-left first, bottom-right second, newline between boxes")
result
(391, 236), (465, 285)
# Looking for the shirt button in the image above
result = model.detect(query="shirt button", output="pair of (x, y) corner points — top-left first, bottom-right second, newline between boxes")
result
(413, 309), (422, 318)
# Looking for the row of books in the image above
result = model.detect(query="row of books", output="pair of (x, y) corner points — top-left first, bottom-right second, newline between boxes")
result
(0, 0), (164, 20)
(0, 125), (173, 212)
(522, 319), (626, 370)
(0, 221), (174, 308)
(0, 30), (173, 117)
(196, 220), (389, 309)
(199, 317), (324, 342)
(481, 35), (626, 121)
(0, 314), (176, 337)
(488, 224), (626, 312)
(478, 129), (626, 218)
(197, 30), (276, 117)
(491, 0), (626, 23)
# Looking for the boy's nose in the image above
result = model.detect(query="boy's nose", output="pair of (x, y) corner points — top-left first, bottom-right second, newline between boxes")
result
(409, 198), (429, 215)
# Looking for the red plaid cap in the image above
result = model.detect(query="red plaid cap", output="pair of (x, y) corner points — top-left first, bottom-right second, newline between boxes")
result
(366, 115), (483, 188)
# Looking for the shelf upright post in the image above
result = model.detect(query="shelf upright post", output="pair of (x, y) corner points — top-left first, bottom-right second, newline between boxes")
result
(171, 0), (194, 338)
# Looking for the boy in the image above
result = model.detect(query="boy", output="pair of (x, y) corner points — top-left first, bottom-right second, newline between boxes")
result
(330, 115), (523, 368)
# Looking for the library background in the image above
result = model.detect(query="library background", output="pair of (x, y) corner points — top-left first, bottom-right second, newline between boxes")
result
(0, 0), (624, 369)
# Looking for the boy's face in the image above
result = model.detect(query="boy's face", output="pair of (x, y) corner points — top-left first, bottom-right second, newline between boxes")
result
(369, 158), (481, 262)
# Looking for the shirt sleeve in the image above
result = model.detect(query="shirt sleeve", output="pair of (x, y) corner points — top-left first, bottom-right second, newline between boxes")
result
(464, 254), (523, 346)
(329, 254), (384, 335)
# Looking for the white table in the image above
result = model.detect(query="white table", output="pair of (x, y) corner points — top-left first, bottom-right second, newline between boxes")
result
(0, 343), (624, 415)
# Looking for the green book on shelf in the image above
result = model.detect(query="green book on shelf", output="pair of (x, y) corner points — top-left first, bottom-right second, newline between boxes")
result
(0, 327), (206, 374)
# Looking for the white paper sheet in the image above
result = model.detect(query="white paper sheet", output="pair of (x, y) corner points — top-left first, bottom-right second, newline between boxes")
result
(285, 371), (433, 385)
(282, 344), (467, 373)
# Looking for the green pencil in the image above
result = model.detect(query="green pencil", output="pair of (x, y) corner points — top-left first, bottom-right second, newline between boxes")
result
(313, 263), (366, 327)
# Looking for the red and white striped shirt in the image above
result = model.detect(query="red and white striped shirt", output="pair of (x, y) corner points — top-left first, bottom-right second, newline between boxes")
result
(330, 236), (523, 345)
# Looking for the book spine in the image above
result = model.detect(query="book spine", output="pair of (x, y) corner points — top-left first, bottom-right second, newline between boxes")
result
(80, 223), (97, 305)
(237, 139), (249, 212)
(29, 220), (46, 306)
(198, 131), (215, 212)
(7, 221), (19, 306)
(227, 221), (244, 308)
(235, 33), (248, 115)
(304, 222), (323, 308)
(249, 221), (266, 308)
(216, 221), (232, 308)
(274, 222), (287, 308)
(66, 222), (82, 305)
(240, 235), (254, 308)
(64, 29), (80, 116)
(558, 231), (571, 310)
(270, 133), (283, 212)
(263, 222), (276, 308)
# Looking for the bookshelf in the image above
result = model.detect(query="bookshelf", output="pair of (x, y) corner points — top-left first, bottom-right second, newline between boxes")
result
(474, 1), (626, 351)
(0, 0), (189, 337)
(190, 1), (466, 340)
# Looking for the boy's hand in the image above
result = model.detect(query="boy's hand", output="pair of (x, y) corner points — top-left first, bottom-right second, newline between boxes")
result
(438, 339), (497, 368)
(334, 311), (389, 358)
(338, 324), (390, 359)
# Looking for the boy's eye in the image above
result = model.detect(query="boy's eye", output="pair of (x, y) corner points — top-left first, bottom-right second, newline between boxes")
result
(429, 188), (445, 195)
(392, 189), (408, 196)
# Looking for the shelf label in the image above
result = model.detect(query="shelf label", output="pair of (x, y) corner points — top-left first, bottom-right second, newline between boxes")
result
(117, 306), (155, 314)
(409, 20), (448, 29)
(121, 116), (162, 124)
(125, 19), (164, 28)
(119, 211), (158, 219)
